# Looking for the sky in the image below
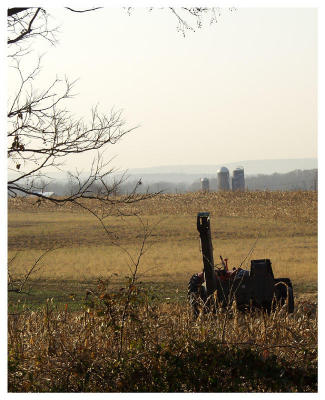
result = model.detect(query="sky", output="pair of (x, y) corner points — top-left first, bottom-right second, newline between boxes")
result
(7, 6), (318, 172)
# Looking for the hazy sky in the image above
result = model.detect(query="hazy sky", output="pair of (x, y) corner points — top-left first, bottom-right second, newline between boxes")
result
(8, 7), (317, 171)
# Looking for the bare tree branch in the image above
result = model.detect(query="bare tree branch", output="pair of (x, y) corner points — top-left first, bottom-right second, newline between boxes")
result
(7, 7), (57, 55)
(7, 8), (30, 17)
(8, 247), (58, 294)
(7, 55), (141, 203)
(8, 8), (41, 44)
(65, 7), (103, 13)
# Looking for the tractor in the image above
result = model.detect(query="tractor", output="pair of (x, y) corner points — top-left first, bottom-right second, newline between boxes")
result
(188, 212), (294, 317)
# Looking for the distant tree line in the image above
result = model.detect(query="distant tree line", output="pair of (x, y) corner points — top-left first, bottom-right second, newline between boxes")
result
(114, 168), (318, 194)
(10, 168), (317, 197)
(245, 169), (317, 191)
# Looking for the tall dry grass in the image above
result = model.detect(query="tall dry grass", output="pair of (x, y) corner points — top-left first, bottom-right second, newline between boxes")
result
(8, 285), (317, 392)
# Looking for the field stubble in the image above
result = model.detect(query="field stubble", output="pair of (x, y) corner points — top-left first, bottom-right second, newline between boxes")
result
(8, 191), (317, 298)
(8, 191), (318, 392)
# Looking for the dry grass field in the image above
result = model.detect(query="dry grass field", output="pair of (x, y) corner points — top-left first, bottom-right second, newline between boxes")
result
(8, 191), (318, 392)
(8, 191), (317, 299)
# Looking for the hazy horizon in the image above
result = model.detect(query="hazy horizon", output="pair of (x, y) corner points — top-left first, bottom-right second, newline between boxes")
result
(7, 157), (317, 183)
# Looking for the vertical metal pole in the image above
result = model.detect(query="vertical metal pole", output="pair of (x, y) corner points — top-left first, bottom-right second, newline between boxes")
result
(197, 212), (217, 297)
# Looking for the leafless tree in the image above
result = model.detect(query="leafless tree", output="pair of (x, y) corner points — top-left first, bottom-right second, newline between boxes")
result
(8, 6), (233, 208)
(7, 7), (156, 213)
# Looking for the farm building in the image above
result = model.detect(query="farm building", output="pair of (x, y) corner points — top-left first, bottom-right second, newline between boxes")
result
(201, 177), (210, 192)
(32, 191), (55, 197)
(232, 167), (245, 191)
(217, 167), (230, 191)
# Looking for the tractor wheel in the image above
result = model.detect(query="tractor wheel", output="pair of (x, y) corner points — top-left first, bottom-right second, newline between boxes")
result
(274, 280), (294, 313)
(188, 274), (207, 318)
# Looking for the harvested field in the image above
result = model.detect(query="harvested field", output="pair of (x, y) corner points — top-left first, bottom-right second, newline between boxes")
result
(8, 191), (317, 294)
(8, 191), (318, 392)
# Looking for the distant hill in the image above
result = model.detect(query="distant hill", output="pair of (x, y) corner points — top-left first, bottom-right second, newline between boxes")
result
(8, 158), (317, 189)
(118, 168), (317, 194)
(128, 158), (317, 183)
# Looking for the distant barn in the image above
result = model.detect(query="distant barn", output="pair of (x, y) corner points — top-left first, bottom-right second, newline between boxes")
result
(32, 191), (55, 198)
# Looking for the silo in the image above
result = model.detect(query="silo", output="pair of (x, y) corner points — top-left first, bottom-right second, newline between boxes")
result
(201, 177), (210, 192)
(217, 167), (230, 191)
(232, 167), (245, 191)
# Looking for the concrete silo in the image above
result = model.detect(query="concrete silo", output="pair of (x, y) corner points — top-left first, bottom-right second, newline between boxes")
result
(201, 177), (210, 192)
(217, 167), (230, 191)
(232, 167), (245, 191)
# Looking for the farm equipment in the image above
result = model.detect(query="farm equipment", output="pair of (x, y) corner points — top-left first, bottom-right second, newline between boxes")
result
(188, 212), (294, 317)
